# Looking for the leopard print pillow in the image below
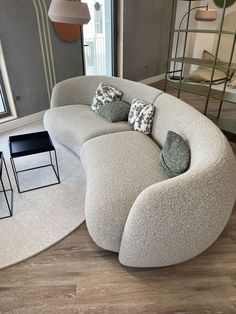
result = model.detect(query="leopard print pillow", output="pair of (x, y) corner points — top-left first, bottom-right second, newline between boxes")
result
(128, 99), (149, 126)
(91, 83), (123, 112)
(133, 104), (155, 135)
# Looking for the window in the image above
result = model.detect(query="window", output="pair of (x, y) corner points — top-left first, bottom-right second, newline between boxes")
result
(0, 40), (17, 123)
(83, 0), (113, 76)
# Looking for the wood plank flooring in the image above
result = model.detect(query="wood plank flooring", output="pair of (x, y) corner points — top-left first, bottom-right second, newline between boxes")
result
(0, 81), (235, 314)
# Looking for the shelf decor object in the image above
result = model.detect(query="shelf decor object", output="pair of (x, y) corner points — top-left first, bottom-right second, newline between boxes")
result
(165, 0), (236, 138)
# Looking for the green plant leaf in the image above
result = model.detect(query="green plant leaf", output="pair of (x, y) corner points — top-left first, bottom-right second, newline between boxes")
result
(214, 0), (236, 8)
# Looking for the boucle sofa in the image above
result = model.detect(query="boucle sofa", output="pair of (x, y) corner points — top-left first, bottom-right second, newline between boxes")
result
(44, 75), (236, 268)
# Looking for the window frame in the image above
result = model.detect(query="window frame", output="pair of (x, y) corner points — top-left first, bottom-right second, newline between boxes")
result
(111, 0), (118, 76)
(0, 70), (10, 118)
(0, 40), (17, 124)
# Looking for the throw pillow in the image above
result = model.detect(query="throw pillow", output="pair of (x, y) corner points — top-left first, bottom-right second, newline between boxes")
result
(230, 79), (236, 88)
(160, 131), (191, 178)
(128, 99), (149, 126)
(91, 83), (123, 112)
(185, 50), (231, 84)
(200, 50), (234, 77)
(97, 100), (131, 122)
(133, 104), (155, 135)
(185, 68), (227, 85)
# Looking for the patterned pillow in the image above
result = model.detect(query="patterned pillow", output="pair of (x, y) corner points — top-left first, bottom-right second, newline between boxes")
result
(128, 99), (149, 126)
(91, 83), (123, 112)
(133, 104), (155, 135)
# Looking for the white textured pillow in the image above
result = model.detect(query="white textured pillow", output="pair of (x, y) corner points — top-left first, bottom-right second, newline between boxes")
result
(91, 83), (123, 112)
(128, 99), (148, 126)
(133, 104), (155, 135)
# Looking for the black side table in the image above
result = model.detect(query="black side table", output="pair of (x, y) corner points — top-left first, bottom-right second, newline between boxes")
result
(9, 131), (60, 193)
(0, 152), (13, 219)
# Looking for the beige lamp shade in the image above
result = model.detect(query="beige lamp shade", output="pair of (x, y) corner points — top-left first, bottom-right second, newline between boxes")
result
(195, 8), (217, 21)
(48, 0), (91, 25)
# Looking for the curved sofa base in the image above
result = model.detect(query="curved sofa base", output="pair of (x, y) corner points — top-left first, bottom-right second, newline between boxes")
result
(44, 75), (236, 268)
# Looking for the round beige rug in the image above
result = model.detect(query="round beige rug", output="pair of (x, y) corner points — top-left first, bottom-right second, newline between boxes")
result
(0, 122), (86, 270)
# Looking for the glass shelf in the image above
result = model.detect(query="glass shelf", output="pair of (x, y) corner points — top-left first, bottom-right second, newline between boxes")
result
(168, 57), (236, 71)
(172, 29), (236, 35)
(207, 114), (236, 137)
(166, 80), (236, 104)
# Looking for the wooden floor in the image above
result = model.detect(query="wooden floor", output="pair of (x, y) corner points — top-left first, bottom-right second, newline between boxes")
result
(0, 82), (236, 314)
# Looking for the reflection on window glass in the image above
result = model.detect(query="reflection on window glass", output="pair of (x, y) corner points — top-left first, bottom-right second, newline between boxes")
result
(83, 0), (112, 76)
(86, 40), (95, 66)
(94, 2), (103, 34)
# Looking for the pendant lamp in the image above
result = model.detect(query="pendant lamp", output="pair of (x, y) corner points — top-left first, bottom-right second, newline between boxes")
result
(195, 8), (217, 21)
(48, 0), (91, 25)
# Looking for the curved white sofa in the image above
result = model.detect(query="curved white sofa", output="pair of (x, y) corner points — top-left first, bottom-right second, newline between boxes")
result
(44, 75), (236, 267)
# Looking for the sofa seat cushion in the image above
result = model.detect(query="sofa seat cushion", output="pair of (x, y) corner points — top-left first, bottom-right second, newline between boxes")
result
(44, 104), (132, 155)
(80, 131), (169, 252)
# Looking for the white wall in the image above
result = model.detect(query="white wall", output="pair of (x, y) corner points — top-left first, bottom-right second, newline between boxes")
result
(192, 0), (236, 61)
(174, 0), (236, 74)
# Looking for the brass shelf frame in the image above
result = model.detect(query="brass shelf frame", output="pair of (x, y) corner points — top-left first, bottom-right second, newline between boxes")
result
(164, 0), (236, 137)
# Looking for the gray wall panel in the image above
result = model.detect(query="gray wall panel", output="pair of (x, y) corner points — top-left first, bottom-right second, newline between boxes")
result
(44, 0), (83, 83)
(123, 0), (172, 81)
(0, 0), (83, 118)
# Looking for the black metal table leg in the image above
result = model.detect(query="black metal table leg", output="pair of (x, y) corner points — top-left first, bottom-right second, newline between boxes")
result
(0, 154), (13, 219)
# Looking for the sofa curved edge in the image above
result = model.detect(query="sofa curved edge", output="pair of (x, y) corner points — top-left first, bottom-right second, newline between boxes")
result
(43, 109), (74, 151)
(118, 156), (236, 268)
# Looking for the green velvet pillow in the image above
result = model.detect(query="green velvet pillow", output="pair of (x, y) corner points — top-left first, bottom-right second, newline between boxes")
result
(160, 131), (191, 178)
(97, 100), (131, 122)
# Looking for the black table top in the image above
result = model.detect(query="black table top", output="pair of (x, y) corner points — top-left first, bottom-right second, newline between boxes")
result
(9, 131), (55, 158)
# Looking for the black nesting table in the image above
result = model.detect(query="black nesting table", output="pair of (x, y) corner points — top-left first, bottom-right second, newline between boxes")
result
(0, 152), (13, 219)
(9, 131), (60, 193)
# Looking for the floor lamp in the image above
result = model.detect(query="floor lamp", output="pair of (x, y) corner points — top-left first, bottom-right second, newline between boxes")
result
(171, 2), (217, 80)
(48, 0), (91, 75)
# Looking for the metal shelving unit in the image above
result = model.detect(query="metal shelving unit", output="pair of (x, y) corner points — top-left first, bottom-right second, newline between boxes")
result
(164, 0), (236, 138)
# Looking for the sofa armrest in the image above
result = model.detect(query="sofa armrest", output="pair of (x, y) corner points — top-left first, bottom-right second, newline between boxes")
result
(119, 157), (236, 267)
(50, 76), (96, 108)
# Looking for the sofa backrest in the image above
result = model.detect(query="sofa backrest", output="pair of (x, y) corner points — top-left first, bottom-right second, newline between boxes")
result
(151, 93), (234, 171)
(52, 75), (163, 107)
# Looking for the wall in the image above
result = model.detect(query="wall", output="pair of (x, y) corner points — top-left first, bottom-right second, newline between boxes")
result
(192, 0), (236, 62)
(0, 0), (83, 118)
(121, 0), (172, 82)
